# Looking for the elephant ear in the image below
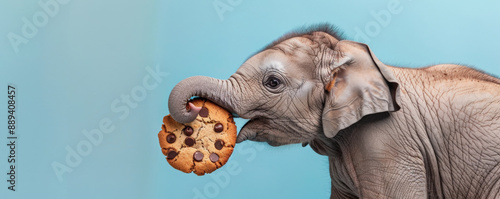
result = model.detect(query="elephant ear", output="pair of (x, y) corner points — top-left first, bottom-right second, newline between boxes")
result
(322, 40), (401, 138)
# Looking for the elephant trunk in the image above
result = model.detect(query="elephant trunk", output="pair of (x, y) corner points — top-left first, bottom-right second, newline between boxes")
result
(168, 76), (238, 123)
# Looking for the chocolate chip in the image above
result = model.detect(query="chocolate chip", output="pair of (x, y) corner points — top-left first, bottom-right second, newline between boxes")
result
(184, 137), (195, 146)
(214, 140), (224, 150)
(209, 153), (219, 162)
(166, 133), (176, 143)
(166, 150), (177, 159)
(199, 107), (209, 117)
(214, 123), (223, 133)
(183, 126), (193, 136)
(193, 151), (204, 162)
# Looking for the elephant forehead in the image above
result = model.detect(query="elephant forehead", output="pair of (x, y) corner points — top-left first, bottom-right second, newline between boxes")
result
(282, 36), (314, 47)
(261, 46), (315, 66)
(260, 53), (316, 78)
(272, 37), (315, 54)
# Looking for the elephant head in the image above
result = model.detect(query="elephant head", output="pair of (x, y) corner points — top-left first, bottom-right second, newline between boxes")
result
(168, 25), (401, 147)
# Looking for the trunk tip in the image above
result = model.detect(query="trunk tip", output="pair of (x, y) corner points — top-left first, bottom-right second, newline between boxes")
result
(188, 102), (202, 114)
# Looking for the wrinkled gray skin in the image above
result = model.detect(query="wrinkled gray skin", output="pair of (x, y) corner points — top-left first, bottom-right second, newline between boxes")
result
(169, 27), (500, 198)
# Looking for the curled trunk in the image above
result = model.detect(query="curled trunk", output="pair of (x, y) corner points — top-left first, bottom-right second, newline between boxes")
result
(168, 76), (237, 123)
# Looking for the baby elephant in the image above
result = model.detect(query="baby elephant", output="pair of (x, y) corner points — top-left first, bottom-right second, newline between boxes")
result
(169, 24), (500, 198)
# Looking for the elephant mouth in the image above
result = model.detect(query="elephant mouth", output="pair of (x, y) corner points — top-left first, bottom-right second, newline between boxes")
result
(236, 117), (304, 146)
(236, 118), (261, 143)
(237, 117), (284, 146)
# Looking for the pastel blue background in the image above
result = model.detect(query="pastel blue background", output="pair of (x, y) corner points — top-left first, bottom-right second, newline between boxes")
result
(1, 0), (499, 198)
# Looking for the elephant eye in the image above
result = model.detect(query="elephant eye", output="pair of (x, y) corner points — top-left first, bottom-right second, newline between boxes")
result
(265, 76), (281, 89)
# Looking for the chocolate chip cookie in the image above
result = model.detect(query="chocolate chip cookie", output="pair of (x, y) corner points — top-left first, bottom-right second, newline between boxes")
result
(158, 98), (237, 175)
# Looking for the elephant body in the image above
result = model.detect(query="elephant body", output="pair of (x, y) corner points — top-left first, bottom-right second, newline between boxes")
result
(168, 24), (500, 198)
(314, 65), (500, 198)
